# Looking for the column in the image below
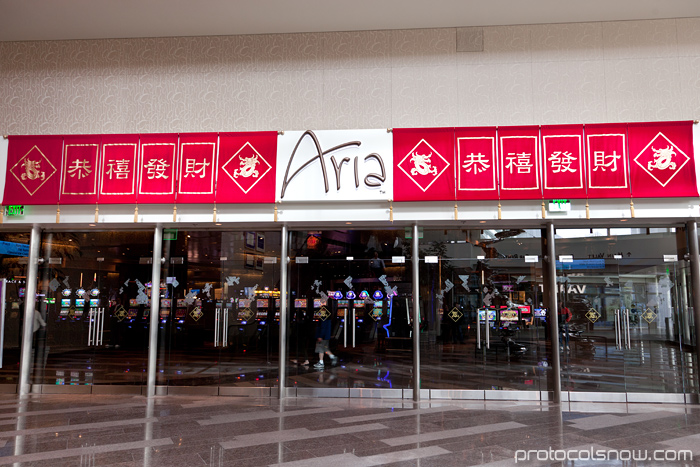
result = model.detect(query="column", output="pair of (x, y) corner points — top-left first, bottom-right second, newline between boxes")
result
(545, 223), (562, 403)
(146, 225), (163, 397)
(279, 225), (289, 399)
(412, 223), (421, 401)
(18, 225), (41, 397)
(686, 221), (700, 368)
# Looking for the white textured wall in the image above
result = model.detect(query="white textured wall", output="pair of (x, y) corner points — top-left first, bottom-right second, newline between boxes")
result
(1, 18), (700, 135)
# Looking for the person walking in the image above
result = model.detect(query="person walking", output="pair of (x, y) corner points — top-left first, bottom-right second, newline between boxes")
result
(313, 317), (338, 369)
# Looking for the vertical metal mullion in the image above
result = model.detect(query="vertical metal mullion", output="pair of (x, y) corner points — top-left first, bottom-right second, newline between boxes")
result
(0, 278), (6, 368)
(18, 225), (41, 397)
(686, 221), (700, 370)
(545, 223), (562, 404)
(412, 223), (421, 402)
(146, 225), (163, 397)
(278, 225), (288, 400)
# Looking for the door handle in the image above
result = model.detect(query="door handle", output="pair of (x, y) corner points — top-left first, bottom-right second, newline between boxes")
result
(97, 308), (104, 346)
(222, 309), (228, 348)
(214, 309), (220, 348)
(625, 310), (632, 349)
(352, 308), (356, 348)
(615, 309), (621, 350)
(87, 308), (94, 346)
(476, 310), (481, 349)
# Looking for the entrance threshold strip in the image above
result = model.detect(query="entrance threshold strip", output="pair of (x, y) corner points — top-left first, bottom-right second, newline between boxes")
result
(382, 421), (526, 446)
(333, 405), (461, 424)
(198, 407), (342, 425)
(270, 446), (451, 467)
(0, 438), (173, 466)
(220, 423), (387, 449)
(0, 416), (157, 437)
(0, 402), (147, 419)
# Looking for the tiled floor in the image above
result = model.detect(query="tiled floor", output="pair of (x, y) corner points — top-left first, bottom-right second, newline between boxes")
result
(0, 394), (700, 466)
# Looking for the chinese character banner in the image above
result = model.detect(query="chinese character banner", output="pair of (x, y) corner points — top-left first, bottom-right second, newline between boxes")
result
(60, 135), (101, 204)
(4, 135), (62, 205)
(498, 126), (542, 200)
(393, 127), (455, 202)
(584, 123), (631, 199)
(541, 125), (585, 199)
(2, 121), (697, 206)
(628, 121), (697, 198)
(99, 134), (140, 204)
(455, 127), (499, 201)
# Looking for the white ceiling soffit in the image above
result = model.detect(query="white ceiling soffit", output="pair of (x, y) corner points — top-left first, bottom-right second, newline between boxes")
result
(2, 0), (700, 42)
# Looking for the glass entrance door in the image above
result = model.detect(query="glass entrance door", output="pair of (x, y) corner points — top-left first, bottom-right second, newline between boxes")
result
(0, 232), (31, 391)
(556, 228), (697, 398)
(419, 229), (548, 394)
(158, 230), (280, 391)
(33, 231), (152, 391)
(286, 229), (412, 393)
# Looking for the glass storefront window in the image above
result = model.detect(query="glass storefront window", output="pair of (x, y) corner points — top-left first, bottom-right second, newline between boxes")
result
(419, 229), (549, 392)
(0, 232), (30, 387)
(33, 231), (153, 387)
(287, 229), (411, 390)
(158, 230), (281, 388)
(555, 226), (697, 394)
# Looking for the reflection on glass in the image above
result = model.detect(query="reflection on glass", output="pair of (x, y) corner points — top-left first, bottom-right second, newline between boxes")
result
(33, 231), (153, 386)
(419, 229), (548, 392)
(0, 232), (30, 386)
(555, 227), (697, 394)
(158, 231), (281, 387)
(287, 229), (411, 389)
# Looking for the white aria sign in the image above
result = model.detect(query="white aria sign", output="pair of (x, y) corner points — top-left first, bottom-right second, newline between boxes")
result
(276, 129), (393, 202)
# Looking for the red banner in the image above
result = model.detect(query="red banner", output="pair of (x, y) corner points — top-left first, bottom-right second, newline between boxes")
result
(217, 131), (277, 204)
(585, 123), (630, 199)
(393, 128), (455, 202)
(4, 135), (62, 205)
(541, 125), (586, 199)
(498, 126), (541, 200)
(177, 133), (218, 204)
(455, 127), (498, 200)
(629, 121), (697, 198)
(138, 134), (178, 204)
(98, 134), (139, 204)
(61, 135), (101, 204)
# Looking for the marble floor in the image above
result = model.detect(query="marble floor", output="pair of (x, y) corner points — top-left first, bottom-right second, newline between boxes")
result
(0, 394), (699, 466)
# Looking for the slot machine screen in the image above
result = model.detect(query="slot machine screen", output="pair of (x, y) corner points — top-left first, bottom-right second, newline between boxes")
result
(61, 299), (71, 307)
(295, 299), (307, 308)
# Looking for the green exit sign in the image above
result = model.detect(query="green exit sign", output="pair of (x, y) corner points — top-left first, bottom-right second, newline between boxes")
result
(4, 205), (24, 217)
(548, 199), (571, 212)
